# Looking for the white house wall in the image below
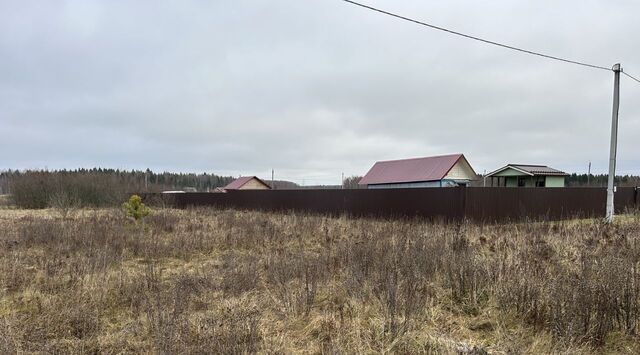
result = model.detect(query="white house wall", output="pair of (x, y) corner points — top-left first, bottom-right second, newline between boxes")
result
(444, 159), (476, 180)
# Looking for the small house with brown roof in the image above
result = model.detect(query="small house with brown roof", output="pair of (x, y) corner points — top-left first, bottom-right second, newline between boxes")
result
(485, 164), (568, 187)
(358, 154), (477, 189)
(223, 176), (271, 190)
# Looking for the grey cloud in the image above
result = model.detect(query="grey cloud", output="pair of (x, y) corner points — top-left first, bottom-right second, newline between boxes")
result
(1, 0), (638, 184)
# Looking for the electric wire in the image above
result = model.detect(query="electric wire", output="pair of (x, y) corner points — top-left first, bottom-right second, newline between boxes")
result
(623, 71), (640, 84)
(343, 0), (612, 72)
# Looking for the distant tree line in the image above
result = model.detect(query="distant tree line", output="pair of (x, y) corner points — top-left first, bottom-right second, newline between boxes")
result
(269, 180), (299, 189)
(290, 176), (365, 190)
(343, 176), (365, 189)
(565, 173), (640, 187)
(0, 169), (235, 209)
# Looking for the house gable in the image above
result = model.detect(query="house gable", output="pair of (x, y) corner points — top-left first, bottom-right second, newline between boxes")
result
(239, 178), (270, 190)
(444, 157), (476, 181)
(224, 176), (271, 190)
(490, 167), (533, 177)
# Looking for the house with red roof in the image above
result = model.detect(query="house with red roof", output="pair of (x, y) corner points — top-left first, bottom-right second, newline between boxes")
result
(223, 176), (271, 190)
(358, 154), (477, 189)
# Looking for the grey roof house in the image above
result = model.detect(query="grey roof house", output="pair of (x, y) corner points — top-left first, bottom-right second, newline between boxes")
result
(485, 164), (568, 187)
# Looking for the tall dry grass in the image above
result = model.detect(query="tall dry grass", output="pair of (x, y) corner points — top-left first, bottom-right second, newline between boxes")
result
(0, 208), (639, 353)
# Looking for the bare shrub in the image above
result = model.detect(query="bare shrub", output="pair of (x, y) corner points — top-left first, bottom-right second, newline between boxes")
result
(190, 306), (262, 353)
(143, 193), (176, 209)
(142, 263), (191, 353)
(336, 221), (436, 338)
(146, 210), (180, 233)
(9, 171), (125, 209)
(10, 290), (101, 352)
(443, 224), (488, 310)
(49, 190), (80, 219)
(221, 254), (260, 296)
(265, 252), (322, 315)
(0, 194), (12, 207)
(2, 208), (640, 352)
(0, 318), (20, 354)
(494, 222), (640, 346)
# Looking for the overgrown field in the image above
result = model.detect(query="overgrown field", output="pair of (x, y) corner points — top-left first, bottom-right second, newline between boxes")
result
(1, 207), (639, 354)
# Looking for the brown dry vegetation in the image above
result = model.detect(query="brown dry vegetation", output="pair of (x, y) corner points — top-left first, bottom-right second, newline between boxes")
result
(0, 207), (639, 354)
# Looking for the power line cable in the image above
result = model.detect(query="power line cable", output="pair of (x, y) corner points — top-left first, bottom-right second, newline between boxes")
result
(343, 0), (612, 72)
(622, 71), (640, 84)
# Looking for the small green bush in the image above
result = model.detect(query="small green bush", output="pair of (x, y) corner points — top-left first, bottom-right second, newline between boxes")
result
(122, 195), (150, 221)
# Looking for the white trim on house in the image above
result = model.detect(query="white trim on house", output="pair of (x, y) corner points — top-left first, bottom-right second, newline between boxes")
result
(485, 165), (534, 177)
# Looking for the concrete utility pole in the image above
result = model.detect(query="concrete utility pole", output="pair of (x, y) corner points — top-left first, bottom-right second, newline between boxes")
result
(606, 63), (622, 223)
(587, 161), (591, 186)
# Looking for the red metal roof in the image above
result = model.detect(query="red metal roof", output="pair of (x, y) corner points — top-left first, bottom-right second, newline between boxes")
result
(358, 154), (465, 185)
(224, 176), (270, 190)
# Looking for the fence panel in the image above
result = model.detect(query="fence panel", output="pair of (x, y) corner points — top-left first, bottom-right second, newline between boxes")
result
(615, 187), (638, 213)
(343, 188), (463, 219)
(145, 186), (638, 222)
(463, 187), (606, 222)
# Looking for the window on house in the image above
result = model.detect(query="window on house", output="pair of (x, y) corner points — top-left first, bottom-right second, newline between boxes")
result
(535, 177), (546, 187)
(518, 177), (526, 187)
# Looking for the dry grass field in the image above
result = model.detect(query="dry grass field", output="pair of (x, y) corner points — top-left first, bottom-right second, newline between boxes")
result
(1, 206), (639, 354)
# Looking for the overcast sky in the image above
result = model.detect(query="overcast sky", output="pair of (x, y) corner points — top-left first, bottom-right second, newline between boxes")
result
(1, 0), (639, 185)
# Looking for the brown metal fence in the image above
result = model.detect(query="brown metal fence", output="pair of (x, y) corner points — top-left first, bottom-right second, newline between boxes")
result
(144, 187), (639, 222)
